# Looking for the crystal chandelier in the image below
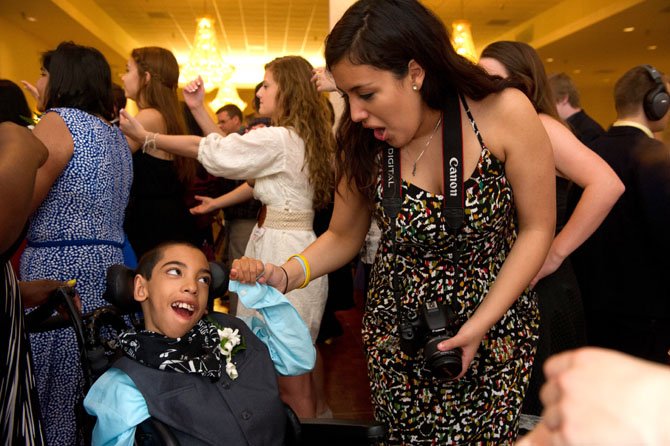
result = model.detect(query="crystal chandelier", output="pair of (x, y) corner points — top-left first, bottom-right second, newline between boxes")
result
(180, 17), (247, 111)
(180, 18), (231, 92)
(209, 82), (247, 113)
(451, 19), (477, 62)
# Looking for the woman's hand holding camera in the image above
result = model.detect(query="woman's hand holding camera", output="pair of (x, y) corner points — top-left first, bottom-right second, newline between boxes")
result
(436, 321), (485, 379)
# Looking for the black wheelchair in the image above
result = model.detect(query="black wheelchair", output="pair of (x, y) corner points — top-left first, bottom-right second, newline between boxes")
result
(26, 263), (385, 446)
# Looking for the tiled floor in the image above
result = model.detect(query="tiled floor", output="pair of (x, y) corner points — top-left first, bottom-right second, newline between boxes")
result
(318, 284), (374, 421)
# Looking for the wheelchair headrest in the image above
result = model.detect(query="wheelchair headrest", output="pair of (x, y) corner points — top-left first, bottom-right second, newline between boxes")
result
(103, 262), (230, 314)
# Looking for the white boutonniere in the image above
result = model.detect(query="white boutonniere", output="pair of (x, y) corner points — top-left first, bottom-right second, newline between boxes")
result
(216, 326), (245, 380)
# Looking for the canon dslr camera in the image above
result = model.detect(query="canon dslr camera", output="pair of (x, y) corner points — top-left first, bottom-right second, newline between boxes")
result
(399, 300), (462, 380)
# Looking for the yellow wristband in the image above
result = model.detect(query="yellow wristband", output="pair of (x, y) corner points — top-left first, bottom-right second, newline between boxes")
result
(288, 254), (311, 289)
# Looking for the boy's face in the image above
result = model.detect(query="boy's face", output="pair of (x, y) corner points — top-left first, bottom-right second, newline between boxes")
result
(134, 245), (211, 338)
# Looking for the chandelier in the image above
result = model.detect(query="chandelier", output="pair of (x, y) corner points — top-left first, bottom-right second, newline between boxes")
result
(451, 19), (477, 62)
(209, 83), (247, 114)
(180, 17), (246, 111)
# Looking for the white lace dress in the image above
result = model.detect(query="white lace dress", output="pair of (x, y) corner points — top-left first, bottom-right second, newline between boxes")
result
(198, 126), (327, 341)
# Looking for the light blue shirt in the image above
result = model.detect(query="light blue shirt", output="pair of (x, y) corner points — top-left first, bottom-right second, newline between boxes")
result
(84, 281), (315, 446)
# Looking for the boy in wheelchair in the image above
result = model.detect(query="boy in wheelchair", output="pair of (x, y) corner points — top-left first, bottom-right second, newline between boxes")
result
(83, 241), (315, 445)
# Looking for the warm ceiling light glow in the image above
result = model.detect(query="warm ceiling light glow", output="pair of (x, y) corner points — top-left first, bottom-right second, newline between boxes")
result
(209, 83), (247, 113)
(21, 12), (37, 22)
(451, 20), (477, 62)
(546, 57), (554, 63)
(180, 18), (233, 92)
(573, 69), (582, 74)
(623, 26), (635, 32)
(648, 45), (658, 50)
(179, 17), (247, 110)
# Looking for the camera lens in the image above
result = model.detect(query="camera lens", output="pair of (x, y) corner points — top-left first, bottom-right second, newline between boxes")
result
(423, 337), (462, 381)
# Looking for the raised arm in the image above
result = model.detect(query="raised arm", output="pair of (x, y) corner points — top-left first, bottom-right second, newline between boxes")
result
(438, 89), (556, 377)
(532, 115), (624, 285)
(182, 76), (224, 136)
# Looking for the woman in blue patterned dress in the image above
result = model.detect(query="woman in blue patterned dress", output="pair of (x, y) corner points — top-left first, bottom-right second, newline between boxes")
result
(233, 0), (557, 443)
(19, 42), (133, 445)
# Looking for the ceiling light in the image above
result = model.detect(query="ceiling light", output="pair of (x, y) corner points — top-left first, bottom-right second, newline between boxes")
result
(180, 18), (233, 92)
(451, 20), (477, 62)
(546, 57), (554, 63)
(623, 26), (635, 32)
(209, 83), (247, 113)
(451, 0), (477, 62)
(179, 17), (246, 110)
(647, 45), (658, 50)
(21, 12), (37, 22)
(573, 69), (582, 74)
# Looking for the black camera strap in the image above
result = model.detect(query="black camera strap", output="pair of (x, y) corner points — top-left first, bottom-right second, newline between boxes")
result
(382, 89), (465, 342)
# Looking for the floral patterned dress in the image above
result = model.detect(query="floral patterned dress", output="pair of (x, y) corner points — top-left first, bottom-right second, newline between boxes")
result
(364, 101), (539, 445)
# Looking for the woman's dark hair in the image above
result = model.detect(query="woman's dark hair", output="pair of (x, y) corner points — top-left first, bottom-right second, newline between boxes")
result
(42, 41), (114, 121)
(0, 79), (32, 126)
(324, 0), (507, 202)
(480, 41), (561, 122)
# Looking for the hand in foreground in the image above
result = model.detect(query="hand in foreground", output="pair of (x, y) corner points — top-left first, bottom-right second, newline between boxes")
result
(119, 109), (148, 143)
(230, 257), (287, 293)
(182, 76), (206, 109)
(435, 321), (485, 380)
(515, 421), (552, 446)
(535, 347), (670, 446)
(311, 67), (337, 93)
(189, 195), (217, 215)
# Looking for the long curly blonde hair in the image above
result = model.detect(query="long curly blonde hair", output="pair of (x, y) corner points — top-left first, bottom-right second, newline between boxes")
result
(265, 56), (335, 209)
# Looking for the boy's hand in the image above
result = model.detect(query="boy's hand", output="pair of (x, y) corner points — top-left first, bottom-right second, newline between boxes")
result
(231, 257), (286, 292)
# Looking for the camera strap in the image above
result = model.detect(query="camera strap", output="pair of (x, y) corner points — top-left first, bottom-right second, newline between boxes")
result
(382, 88), (465, 334)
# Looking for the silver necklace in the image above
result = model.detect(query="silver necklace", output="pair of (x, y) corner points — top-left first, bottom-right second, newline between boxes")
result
(409, 115), (442, 176)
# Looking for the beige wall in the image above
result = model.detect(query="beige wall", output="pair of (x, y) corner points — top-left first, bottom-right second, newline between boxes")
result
(579, 84), (617, 129)
(0, 17), (50, 112)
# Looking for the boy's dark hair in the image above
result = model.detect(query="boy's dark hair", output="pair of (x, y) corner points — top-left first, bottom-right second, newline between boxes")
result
(136, 241), (201, 280)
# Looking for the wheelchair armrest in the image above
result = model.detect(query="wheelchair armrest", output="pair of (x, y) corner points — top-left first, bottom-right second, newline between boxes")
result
(298, 418), (386, 445)
(134, 417), (180, 446)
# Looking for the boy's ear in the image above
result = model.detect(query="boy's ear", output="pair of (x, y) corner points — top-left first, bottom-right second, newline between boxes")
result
(134, 274), (149, 302)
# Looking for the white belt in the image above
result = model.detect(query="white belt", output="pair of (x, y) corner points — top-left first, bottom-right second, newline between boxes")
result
(262, 207), (314, 230)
